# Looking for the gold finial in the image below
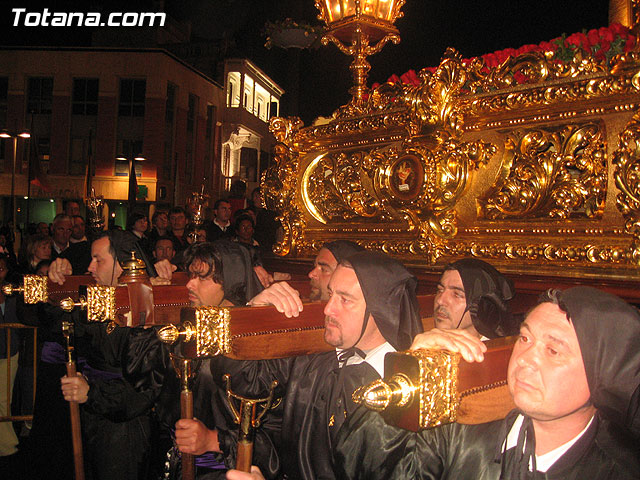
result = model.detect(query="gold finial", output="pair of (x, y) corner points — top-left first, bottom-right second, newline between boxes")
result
(352, 373), (416, 411)
(157, 321), (196, 344)
(2, 284), (19, 296)
(60, 296), (88, 312)
(118, 251), (149, 283)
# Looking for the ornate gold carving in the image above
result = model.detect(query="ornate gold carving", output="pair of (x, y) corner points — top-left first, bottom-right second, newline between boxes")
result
(613, 110), (640, 264)
(265, 117), (306, 256)
(353, 349), (460, 429)
(195, 306), (231, 357)
(464, 50), (606, 95)
(85, 286), (116, 322)
(20, 275), (48, 304)
(479, 123), (606, 219)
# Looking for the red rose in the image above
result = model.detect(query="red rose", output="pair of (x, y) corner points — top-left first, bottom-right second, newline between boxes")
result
(539, 40), (558, 52)
(609, 22), (629, 37)
(513, 71), (528, 84)
(566, 32), (589, 50)
(483, 52), (499, 68)
(623, 34), (636, 52)
(599, 26), (615, 43)
(401, 70), (420, 86)
(387, 73), (402, 84)
(587, 28), (600, 48)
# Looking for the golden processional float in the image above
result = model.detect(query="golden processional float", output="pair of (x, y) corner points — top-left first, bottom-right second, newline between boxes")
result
(262, 0), (640, 290)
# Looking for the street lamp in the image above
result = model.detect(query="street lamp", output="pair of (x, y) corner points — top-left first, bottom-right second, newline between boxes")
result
(0, 129), (31, 241)
(315, 0), (406, 114)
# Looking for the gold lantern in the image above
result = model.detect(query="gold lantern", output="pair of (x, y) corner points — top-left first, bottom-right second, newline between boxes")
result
(315, 0), (406, 114)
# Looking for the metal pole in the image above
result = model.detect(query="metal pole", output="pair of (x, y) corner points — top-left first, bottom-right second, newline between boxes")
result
(10, 136), (17, 243)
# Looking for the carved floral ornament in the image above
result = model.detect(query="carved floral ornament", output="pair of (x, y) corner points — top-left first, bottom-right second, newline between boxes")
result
(262, 21), (640, 269)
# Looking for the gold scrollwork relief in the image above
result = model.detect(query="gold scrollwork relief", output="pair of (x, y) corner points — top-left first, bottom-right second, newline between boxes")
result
(478, 123), (606, 219)
(265, 117), (306, 256)
(613, 110), (640, 264)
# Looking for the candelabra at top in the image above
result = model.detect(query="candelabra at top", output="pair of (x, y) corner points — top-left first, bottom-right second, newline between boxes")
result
(315, 0), (406, 116)
(187, 185), (209, 228)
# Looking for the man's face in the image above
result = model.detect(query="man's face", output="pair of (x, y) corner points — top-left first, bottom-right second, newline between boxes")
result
(508, 302), (591, 422)
(186, 259), (225, 307)
(323, 265), (381, 350)
(87, 236), (122, 286)
(65, 202), (80, 217)
(72, 217), (85, 240)
(37, 222), (49, 236)
(236, 219), (254, 243)
(434, 269), (471, 330)
(215, 202), (232, 223)
(170, 212), (187, 231)
(308, 248), (338, 301)
(133, 217), (148, 233)
(154, 239), (175, 262)
(52, 219), (73, 247)
(154, 213), (169, 230)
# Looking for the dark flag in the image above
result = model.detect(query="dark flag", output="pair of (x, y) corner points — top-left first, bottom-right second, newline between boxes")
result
(127, 159), (137, 215)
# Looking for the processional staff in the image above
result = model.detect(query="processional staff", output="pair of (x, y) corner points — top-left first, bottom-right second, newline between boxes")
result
(62, 319), (85, 480)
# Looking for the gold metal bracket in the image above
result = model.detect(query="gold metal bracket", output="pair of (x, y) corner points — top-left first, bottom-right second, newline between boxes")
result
(59, 285), (116, 322)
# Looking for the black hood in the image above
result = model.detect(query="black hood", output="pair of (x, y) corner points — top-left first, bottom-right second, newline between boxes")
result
(349, 251), (423, 351)
(212, 239), (264, 306)
(557, 287), (640, 438)
(323, 240), (365, 264)
(447, 258), (518, 338)
(109, 229), (157, 277)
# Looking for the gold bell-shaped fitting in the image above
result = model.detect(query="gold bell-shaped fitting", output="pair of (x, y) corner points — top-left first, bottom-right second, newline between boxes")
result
(118, 250), (149, 284)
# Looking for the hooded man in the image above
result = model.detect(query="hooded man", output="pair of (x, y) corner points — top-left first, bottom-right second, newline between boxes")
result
(247, 240), (364, 316)
(335, 286), (640, 480)
(434, 258), (519, 339)
(175, 251), (423, 480)
(28, 229), (176, 480)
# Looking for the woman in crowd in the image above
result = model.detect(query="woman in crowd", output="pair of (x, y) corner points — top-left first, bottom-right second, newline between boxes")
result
(20, 234), (53, 274)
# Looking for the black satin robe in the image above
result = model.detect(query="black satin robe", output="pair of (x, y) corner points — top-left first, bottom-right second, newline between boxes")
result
(334, 408), (640, 480)
(208, 351), (380, 480)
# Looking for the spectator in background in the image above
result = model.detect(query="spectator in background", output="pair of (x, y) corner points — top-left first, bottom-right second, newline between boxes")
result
(168, 206), (189, 254)
(36, 222), (50, 237)
(63, 200), (81, 218)
(50, 214), (72, 259)
(127, 213), (151, 257)
(207, 199), (232, 242)
(250, 187), (281, 255)
(228, 179), (248, 218)
(152, 236), (176, 263)
(60, 216), (92, 275)
(233, 214), (259, 247)
(20, 234), (53, 274)
(148, 210), (169, 247)
(70, 215), (87, 244)
(35, 259), (51, 276)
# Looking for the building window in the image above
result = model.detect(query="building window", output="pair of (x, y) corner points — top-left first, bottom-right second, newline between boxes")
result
(27, 77), (53, 114)
(72, 78), (99, 115)
(118, 79), (146, 117)
(227, 80), (235, 107)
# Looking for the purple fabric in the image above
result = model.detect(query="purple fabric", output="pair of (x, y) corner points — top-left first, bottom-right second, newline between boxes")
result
(41, 341), (66, 364)
(78, 360), (123, 381)
(194, 451), (226, 470)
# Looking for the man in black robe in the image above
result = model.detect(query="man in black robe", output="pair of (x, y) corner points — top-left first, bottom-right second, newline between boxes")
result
(49, 230), (175, 480)
(246, 240), (364, 316)
(175, 251), (424, 480)
(434, 258), (520, 339)
(334, 286), (640, 479)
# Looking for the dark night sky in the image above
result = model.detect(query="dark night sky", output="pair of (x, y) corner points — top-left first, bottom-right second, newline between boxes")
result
(0, 0), (611, 124)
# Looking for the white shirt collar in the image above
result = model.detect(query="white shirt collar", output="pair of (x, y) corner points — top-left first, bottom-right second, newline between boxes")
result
(214, 218), (230, 230)
(505, 414), (595, 472)
(336, 341), (395, 378)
